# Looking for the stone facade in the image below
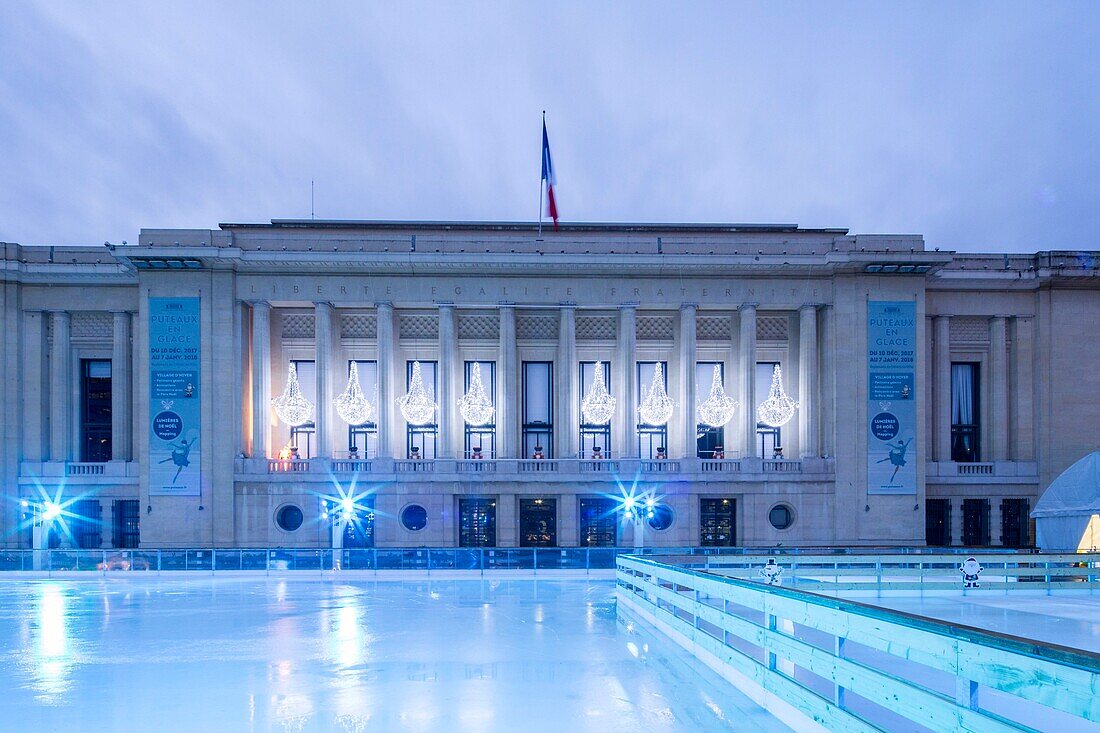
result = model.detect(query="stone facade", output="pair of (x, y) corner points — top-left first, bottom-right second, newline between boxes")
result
(2, 222), (1097, 549)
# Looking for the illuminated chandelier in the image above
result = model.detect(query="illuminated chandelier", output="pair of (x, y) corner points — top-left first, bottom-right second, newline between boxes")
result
(272, 362), (315, 427)
(397, 360), (437, 425)
(458, 362), (494, 426)
(580, 361), (615, 425)
(334, 361), (375, 426)
(638, 362), (674, 426)
(697, 364), (737, 428)
(757, 364), (798, 428)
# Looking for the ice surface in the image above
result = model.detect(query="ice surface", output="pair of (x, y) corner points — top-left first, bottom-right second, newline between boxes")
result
(857, 591), (1100, 652)
(0, 578), (791, 732)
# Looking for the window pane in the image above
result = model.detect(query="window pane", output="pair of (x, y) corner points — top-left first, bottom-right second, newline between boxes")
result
(292, 360), (317, 407)
(523, 362), (551, 424)
(81, 359), (113, 462)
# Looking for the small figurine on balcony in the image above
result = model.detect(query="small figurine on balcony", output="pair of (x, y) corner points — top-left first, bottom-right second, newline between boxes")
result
(772, 445), (784, 460)
(712, 445), (725, 460)
(348, 445), (359, 459)
(409, 446), (421, 460)
(591, 446), (603, 460)
(759, 557), (783, 586)
(531, 445), (544, 460)
(289, 445), (299, 459)
(655, 446), (667, 460)
(472, 446), (484, 460)
(960, 556), (983, 588)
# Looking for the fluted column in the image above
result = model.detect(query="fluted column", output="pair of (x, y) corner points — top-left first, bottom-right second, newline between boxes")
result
(438, 304), (458, 458)
(49, 311), (72, 461)
(558, 305), (578, 459)
(376, 302), (395, 458)
(250, 301), (271, 458)
(616, 305), (637, 458)
(678, 304), (697, 459)
(739, 304), (757, 458)
(798, 304), (818, 458)
(933, 315), (951, 462)
(498, 305), (517, 458)
(990, 316), (1010, 461)
(111, 311), (132, 461)
(314, 302), (334, 458)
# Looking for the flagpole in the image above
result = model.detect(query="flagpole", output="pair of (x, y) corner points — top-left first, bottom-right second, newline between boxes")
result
(538, 111), (545, 237)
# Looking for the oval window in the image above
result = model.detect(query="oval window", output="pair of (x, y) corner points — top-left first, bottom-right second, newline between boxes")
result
(401, 504), (428, 531)
(768, 504), (794, 530)
(275, 504), (304, 532)
(647, 504), (674, 531)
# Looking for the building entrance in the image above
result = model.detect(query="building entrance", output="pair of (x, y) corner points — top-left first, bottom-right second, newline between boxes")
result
(519, 498), (556, 547)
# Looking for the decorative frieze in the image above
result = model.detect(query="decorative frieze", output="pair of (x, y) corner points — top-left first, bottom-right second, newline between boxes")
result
(697, 316), (732, 342)
(636, 316), (675, 342)
(460, 313), (501, 340)
(340, 314), (377, 339)
(950, 316), (991, 346)
(281, 313), (315, 339)
(576, 316), (616, 341)
(516, 314), (558, 340)
(756, 315), (789, 341)
(399, 314), (439, 340)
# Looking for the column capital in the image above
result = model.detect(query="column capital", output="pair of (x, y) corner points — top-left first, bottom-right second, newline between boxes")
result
(931, 313), (952, 320)
(619, 302), (639, 310)
(313, 300), (333, 309)
(436, 302), (456, 310)
(249, 299), (271, 311)
(680, 302), (698, 311)
(740, 302), (758, 311)
(49, 309), (71, 318)
(375, 300), (394, 310)
(498, 301), (516, 308)
(559, 301), (577, 308)
(799, 303), (823, 312)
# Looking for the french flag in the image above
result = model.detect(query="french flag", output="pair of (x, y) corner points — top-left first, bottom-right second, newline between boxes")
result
(541, 119), (559, 231)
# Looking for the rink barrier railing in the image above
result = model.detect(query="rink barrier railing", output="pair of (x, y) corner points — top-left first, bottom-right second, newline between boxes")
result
(0, 545), (1029, 575)
(617, 554), (1100, 733)
(650, 551), (1100, 592)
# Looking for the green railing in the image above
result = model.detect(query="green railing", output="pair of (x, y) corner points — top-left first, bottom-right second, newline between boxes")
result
(617, 554), (1100, 733)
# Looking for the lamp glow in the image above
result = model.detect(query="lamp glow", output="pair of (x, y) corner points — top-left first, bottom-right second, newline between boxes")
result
(398, 360), (437, 426)
(334, 361), (375, 426)
(757, 364), (798, 428)
(637, 362), (674, 426)
(581, 361), (615, 425)
(43, 502), (61, 521)
(458, 362), (494, 426)
(272, 363), (315, 427)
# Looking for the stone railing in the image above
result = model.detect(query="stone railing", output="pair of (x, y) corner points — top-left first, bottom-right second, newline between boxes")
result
(927, 460), (1039, 483)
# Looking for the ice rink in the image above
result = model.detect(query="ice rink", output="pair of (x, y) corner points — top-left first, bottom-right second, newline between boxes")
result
(857, 591), (1100, 652)
(0, 578), (791, 733)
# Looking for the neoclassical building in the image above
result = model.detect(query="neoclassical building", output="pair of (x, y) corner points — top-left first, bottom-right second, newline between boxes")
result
(2, 221), (1097, 549)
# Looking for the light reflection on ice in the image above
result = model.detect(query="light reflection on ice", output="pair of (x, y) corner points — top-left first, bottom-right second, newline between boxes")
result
(33, 583), (72, 699)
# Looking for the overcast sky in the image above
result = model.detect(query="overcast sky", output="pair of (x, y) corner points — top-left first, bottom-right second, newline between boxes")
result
(1, 2), (1098, 252)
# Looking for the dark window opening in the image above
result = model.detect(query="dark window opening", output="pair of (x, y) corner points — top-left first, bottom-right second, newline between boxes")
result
(401, 504), (428, 532)
(700, 498), (736, 547)
(636, 362), (668, 459)
(405, 361), (438, 459)
(520, 498), (557, 547)
(81, 359), (112, 462)
(70, 499), (102, 548)
(111, 500), (140, 548)
(951, 362), (981, 463)
(696, 362), (727, 458)
(1001, 498), (1030, 548)
(925, 498), (951, 546)
(579, 362), (612, 458)
(522, 361), (553, 459)
(459, 498), (497, 547)
(962, 498), (991, 546)
(464, 361), (496, 458)
(579, 497), (619, 547)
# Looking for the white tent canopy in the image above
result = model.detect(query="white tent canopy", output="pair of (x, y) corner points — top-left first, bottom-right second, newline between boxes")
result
(1031, 451), (1100, 551)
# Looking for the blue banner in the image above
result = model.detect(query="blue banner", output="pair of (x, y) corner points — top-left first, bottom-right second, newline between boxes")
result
(149, 298), (201, 496)
(867, 301), (917, 495)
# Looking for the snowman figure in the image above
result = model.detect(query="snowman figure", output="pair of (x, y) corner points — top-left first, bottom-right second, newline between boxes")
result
(759, 557), (783, 586)
(959, 556), (983, 588)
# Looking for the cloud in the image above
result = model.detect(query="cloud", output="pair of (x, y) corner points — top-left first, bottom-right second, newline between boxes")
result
(0, 1), (1098, 252)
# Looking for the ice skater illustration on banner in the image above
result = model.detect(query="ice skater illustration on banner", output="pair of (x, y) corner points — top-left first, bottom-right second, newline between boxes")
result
(159, 430), (198, 483)
(877, 438), (912, 482)
(759, 557), (783, 585)
(959, 556), (983, 588)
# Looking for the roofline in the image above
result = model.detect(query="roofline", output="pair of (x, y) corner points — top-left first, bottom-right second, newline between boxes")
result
(217, 219), (851, 235)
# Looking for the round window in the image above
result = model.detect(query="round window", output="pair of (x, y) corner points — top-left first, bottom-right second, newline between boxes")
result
(647, 504), (674, 531)
(768, 504), (794, 530)
(275, 504), (304, 532)
(401, 504), (428, 531)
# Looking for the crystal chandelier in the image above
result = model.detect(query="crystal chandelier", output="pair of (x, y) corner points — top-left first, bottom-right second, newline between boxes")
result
(696, 364), (737, 428)
(458, 362), (494, 426)
(398, 360), (437, 425)
(272, 362), (315, 427)
(580, 361), (615, 425)
(757, 364), (798, 428)
(334, 361), (375, 426)
(637, 362), (674, 426)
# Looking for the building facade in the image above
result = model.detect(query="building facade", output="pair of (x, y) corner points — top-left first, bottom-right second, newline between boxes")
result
(2, 221), (1097, 549)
